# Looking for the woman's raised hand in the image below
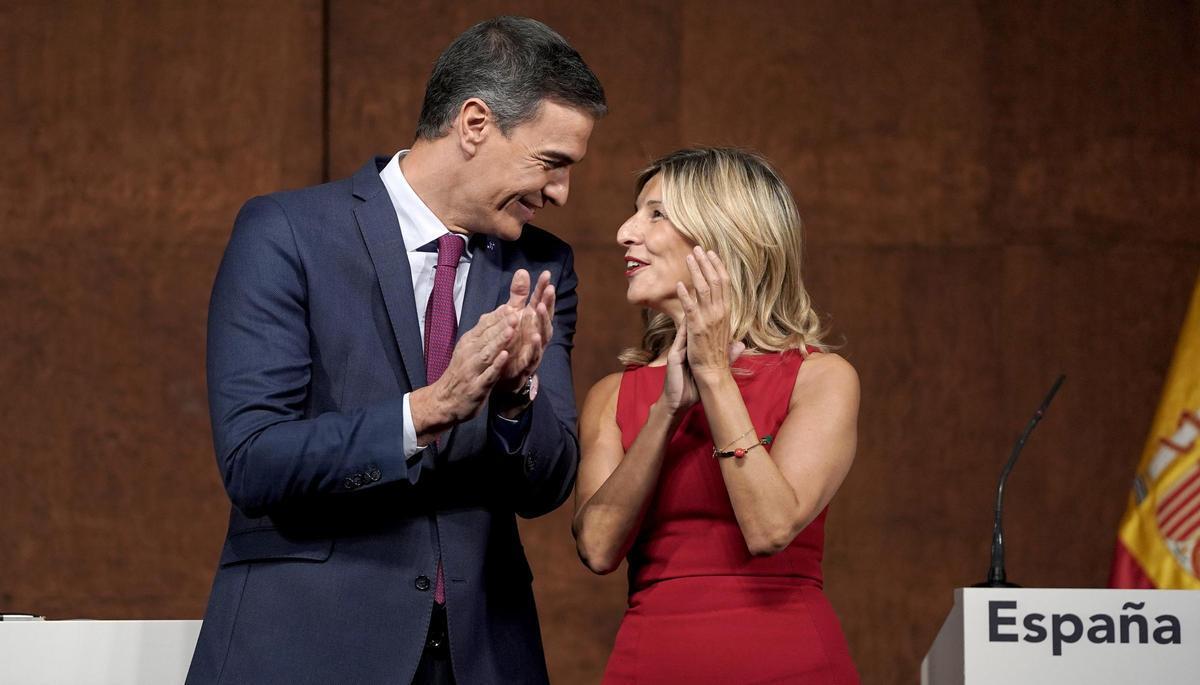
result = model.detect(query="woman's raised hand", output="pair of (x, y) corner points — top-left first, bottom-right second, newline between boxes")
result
(660, 323), (699, 414)
(676, 246), (745, 384)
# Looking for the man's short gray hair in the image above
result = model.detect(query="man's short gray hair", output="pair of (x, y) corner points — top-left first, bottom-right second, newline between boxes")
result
(415, 16), (607, 140)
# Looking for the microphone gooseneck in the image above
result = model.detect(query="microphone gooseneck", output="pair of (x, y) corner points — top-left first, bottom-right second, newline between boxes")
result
(976, 374), (1066, 588)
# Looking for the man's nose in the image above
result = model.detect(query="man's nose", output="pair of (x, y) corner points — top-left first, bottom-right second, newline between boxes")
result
(544, 170), (570, 207)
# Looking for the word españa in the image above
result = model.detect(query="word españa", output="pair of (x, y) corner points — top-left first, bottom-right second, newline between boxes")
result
(988, 601), (1182, 656)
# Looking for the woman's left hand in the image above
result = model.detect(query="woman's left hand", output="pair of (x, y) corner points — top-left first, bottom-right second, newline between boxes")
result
(676, 246), (746, 385)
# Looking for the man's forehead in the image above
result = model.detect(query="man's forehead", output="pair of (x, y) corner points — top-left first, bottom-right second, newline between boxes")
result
(516, 101), (593, 154)
(524, 98), (593, 125)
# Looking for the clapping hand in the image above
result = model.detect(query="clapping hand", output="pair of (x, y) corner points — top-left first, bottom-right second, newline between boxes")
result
(495, 268), (555, 395)
(413, 306), (519, 442)
(661, 324), (699, 413)
(676, 246), (745, 385)
(662, 246), (746, 414)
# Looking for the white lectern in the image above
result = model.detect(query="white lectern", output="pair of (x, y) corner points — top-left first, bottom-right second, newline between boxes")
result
(922, 588), (1200, 684)
(0, 620), (200, 684)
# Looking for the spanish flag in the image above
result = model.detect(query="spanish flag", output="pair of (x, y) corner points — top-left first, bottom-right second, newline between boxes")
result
(1110, 273), (1200, 589)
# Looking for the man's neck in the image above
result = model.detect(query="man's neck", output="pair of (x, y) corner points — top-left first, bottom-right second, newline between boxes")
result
(399, 142), (470, 235)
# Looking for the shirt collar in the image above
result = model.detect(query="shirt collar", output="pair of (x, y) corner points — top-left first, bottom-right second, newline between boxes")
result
(379, 150), (473, 259)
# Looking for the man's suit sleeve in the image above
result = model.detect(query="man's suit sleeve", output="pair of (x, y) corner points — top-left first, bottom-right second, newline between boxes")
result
(489, 244), (580, 519)
(207, 196), (417, 517)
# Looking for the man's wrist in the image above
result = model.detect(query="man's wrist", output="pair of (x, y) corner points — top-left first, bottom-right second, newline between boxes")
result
(492, 372), (525, 396)
(493, 373), (537, 419)
(410, 382), (454, 441)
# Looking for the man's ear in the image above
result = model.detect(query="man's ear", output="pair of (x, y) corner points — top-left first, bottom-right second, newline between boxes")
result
(455, 98), (491, 157)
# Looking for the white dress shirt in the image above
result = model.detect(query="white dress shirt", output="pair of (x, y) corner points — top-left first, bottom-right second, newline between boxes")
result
(379, 150), (472, 458)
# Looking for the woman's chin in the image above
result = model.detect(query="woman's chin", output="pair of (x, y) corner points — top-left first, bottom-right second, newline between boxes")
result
(627, 290), (671, 313)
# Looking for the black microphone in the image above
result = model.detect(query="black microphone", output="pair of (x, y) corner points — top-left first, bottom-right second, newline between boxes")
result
(974, 375), (1066, 588)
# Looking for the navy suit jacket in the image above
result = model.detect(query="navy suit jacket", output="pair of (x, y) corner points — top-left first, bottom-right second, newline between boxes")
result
(187, 157), (580, 684)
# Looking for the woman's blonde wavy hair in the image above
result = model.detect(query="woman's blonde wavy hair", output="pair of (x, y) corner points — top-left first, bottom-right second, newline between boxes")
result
(618, 147), (827, 366)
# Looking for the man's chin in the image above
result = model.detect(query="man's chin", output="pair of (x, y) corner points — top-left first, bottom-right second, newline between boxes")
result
(494, 217), (528, 243)
(497, 220), (525, 241)
(474, 217), (525, 242)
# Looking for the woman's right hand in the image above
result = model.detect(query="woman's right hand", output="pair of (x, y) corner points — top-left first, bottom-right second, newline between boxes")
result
(660, 324), (699, 414)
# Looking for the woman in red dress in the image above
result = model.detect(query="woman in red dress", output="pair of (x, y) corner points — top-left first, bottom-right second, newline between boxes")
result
(574, 148), (860, 684)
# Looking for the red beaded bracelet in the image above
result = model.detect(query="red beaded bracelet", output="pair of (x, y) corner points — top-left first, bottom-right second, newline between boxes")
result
(712, 435), (773, 459)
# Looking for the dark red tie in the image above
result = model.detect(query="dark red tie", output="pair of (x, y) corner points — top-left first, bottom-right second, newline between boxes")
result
(425, 234), (465, 386)
(425, 233), (464, 605)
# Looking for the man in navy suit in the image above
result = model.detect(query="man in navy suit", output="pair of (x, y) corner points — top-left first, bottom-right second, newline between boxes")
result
(187, 17), (606, 684)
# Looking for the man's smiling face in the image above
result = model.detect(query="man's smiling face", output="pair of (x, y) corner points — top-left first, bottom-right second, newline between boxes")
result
(459, 100), (594, 240)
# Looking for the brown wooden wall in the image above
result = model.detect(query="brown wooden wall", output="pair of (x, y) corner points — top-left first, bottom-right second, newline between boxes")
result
(2, 2), (1198, 683)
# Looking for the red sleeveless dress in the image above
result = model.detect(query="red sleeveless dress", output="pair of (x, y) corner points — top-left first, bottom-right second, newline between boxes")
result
(602, 350), (859, 684)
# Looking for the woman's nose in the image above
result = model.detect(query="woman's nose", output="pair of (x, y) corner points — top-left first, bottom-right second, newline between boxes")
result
(616, 216), (640, 246)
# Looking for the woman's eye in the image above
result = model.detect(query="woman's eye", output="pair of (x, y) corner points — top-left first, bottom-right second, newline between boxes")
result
(651, 209), (664, 219)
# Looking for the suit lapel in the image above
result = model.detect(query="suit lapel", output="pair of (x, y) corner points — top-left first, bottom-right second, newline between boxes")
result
(352, 157), (427, 391)
(350, 155), (510, 458)
(445, 235), (506, 453)
(458, 235), (504, 340)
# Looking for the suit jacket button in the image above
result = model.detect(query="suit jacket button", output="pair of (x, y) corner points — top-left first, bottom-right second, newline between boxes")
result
(415, 575), (431, 592)
(367, 466), (381, 482)
(350, 474), (364, 488)
(524, 455), (535, 471)
(343, 476), (357, 490)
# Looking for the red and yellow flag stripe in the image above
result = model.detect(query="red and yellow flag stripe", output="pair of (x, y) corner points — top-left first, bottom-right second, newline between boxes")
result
(1110, 272), (1200, 589)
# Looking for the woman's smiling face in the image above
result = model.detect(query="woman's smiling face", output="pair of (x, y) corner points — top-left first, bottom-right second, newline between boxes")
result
(616, 174), (697, 314)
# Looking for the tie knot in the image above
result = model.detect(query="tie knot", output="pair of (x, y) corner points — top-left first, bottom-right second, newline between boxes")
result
(436, 233), (465, 268)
